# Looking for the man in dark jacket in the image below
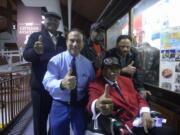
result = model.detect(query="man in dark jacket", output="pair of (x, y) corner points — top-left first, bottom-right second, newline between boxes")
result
(23, 12), (66, 135)
(105, 35), (150, 98)
(81, 23), (105, 77)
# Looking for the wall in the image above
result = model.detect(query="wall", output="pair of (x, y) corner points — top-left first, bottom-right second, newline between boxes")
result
(21, 0), (64, 34)
(0, 30), (16, 50)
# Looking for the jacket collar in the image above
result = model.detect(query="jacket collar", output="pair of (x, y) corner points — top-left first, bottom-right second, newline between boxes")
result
(115, 48), (133, 58)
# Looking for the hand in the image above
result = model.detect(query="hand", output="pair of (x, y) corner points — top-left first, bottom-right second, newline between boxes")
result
(139, 90), (152, 99)
(96, 84), (113, 115)
(121, 61), (136, 76)
(142, 112), (153, 133)
(33, 35), (44, 54)
(61, 68), (76, 90)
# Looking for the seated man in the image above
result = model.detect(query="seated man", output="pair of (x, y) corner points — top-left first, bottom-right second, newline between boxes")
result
(87, 57), (177, 135)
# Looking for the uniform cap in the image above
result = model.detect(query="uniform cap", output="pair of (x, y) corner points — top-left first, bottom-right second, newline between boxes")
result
(102, 57), (120, 68)
(44, 12), (61, 20)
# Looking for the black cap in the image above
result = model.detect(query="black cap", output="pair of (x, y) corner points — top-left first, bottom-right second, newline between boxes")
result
(44, 12), (61, 20)
(102, 57), (120, 68)
(90, 22), (104, 32)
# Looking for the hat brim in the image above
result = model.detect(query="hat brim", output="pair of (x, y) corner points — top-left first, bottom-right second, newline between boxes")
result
(45, 13), (61, 20)
(102, 64), (120, 69)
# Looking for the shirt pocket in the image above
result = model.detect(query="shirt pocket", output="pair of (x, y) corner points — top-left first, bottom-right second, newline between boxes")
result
(77, 73), (89, 91)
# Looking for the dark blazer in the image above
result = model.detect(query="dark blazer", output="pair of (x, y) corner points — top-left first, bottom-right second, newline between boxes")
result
(81, 39), (97, 62)
(105, 47), (144, 90)
(23, 29), (66, 91)
(81, 38), (105, 63)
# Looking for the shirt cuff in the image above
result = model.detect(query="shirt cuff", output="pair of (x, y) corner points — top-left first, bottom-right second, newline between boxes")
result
(91, 99), (101, 120)
(138, 87), (145, 91)
(91, 99), (101, 129)
(55, 79), (63, 91)
(139, 107), (150, 116)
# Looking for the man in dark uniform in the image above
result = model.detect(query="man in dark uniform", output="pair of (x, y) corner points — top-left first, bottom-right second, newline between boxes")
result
(23, 12), (66, 135)
(105, 35), (150, 98)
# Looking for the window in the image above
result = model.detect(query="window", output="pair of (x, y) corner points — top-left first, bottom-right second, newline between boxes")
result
(106, 14), (129, 50)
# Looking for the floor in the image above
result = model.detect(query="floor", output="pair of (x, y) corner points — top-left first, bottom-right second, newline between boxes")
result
(22, 119), (34, 135)
(22, 118), (74, 135)
(2, 105), (33, 135)
(1, 105), (74, 135)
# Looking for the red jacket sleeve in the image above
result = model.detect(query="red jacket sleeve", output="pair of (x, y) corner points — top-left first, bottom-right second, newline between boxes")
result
(87, 80), (104, 113)
(119, 76), (149, 110)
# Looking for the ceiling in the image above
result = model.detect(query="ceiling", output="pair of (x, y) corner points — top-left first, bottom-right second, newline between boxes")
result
(0, 0), (110, 34)
(60, 0), (110, 35)
(60, 0), (140, 34)
(60, 0), (110, 22)
(0, 0), (17, 33)
(0, 0), (139, 35)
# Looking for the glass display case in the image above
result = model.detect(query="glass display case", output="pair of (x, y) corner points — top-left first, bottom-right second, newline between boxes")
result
(132, 0), (180, 93)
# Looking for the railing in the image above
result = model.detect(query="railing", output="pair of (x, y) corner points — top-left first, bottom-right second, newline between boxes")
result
(0, 49), (24, 65)
(0, 64), (31, 132)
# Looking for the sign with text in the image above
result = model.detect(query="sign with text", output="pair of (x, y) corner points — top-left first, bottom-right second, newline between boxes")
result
(17, 5), (41, 48)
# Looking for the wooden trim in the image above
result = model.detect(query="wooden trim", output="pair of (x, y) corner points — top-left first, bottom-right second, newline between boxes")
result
(0, 7), (17, 16)
(128, 9), (133, 37)
(145, 83), (180, 114)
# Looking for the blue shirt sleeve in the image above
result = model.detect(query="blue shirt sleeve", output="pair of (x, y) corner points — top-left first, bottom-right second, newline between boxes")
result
(42, 56), (64, 96)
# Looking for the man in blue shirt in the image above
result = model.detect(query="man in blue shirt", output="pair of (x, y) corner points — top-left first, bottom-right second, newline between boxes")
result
(43, 29), (95, 135)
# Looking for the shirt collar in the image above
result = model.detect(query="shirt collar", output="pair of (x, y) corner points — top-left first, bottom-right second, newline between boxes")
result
(104, 77), (117, 86)
(65, 50), (81, 60)
(116, 48), (132, 57)
(128, 51), (133, 57)
(48, 31), (59, 38)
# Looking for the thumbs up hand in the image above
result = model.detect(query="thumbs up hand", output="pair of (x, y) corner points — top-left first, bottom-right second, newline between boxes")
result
(96, 84), (114, 115)
(61, 68), (77, 90)
(34, 35), (44, 54)
(121, 61), (136, 76)
(129, 61), (134, 66)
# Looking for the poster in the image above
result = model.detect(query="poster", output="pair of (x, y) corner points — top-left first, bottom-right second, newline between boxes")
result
(159, 26), (180, 92)
(17, 5), (41, 48)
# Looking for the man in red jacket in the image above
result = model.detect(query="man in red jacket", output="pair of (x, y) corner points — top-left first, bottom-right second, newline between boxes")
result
(87, 57), (177, 135)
